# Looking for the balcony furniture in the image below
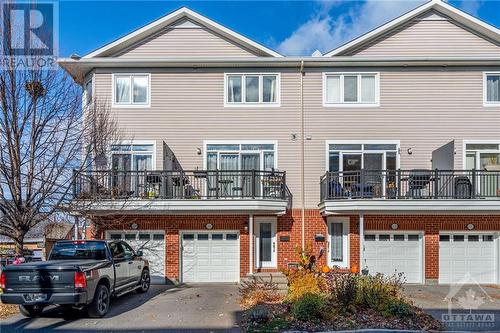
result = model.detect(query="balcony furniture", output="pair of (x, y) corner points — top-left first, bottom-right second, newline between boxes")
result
(454, 176), (472, 199)
(218, 179), (234, 197)
(408, 170), (432, 198)
(73, 169), (289, 201)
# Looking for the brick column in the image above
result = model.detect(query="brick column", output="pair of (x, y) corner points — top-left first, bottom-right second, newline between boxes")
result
(424, 221), (439, 282)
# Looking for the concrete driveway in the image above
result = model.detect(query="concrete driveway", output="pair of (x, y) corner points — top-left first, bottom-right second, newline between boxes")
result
(0, 284), (242, 333)
(404, 284), (500, 331)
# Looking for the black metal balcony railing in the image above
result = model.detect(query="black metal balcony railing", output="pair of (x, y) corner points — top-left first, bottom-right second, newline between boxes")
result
(320, 169), (500, 201)
(73, 169), (290, 201)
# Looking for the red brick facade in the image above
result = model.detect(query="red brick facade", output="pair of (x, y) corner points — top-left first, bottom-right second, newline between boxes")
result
(93, 211), (500, 283)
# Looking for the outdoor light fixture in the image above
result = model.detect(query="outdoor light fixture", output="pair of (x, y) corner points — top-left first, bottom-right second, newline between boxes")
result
(391, 223), (399, 230)
(196, 148), (202, 155)
(131, 223), (138, 230)
(205, 223), (213, 230)
(407, 148), (413, 155)
(466, 223), (475, 230)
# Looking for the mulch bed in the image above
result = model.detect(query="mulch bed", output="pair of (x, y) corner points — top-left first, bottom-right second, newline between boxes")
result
(0, 303), (19, 320)
(242, 303), (445, 332)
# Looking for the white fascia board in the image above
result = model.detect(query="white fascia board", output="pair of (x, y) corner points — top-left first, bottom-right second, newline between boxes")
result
(319, 199), (500, 215)
(83, 7), (282, 59)
(74, 199), (289, 215)
(324, 1), (500, 57)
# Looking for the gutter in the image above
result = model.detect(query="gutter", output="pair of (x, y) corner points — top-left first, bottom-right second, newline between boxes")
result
(299, 60), (305, 249)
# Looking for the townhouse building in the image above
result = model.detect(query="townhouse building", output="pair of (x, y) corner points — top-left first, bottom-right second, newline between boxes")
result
(60, 1), (500, 285)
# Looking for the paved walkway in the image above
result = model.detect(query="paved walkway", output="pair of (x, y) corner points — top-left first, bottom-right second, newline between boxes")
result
(404, 284), (500, 331)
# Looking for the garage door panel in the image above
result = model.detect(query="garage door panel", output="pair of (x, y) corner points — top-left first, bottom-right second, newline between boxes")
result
(364, 233), (422, 284)
(181, 231), (240, 283)
(439, 233), (496, 284)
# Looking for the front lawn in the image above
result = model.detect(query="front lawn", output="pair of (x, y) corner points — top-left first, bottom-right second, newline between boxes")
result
(240, 247), (444, 332)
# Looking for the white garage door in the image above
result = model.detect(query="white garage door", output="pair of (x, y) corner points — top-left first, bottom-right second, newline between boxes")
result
(363, 233), (423, 284)
(107, 231), (165, 284)
(439, 233), (497, 284)
(181, 231), (240, 283)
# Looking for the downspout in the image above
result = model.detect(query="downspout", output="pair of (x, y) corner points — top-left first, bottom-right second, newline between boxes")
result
(300, 60), (305, 249)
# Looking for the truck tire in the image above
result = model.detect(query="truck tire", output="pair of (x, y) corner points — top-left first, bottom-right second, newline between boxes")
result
(87, 284), (110, 318)
(19, 304), (44, 317)
(136, 269), (150, 294)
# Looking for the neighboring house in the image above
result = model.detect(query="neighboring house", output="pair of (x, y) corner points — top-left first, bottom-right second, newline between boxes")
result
(44, 222), (77, 256)
(59, 1), (500, 285)
(0, 221), (77, 261)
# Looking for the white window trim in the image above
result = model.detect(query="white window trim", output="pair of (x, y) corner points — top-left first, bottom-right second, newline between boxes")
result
(109, 140), (157, 170)
(483, 72), (500, 107)
(323, 72), (380, 107)
(112, 73), (151, 108)
(83, 76), (94, 107)
(224, 73), (281, 107)
(324, 140), (400, 172)
(462, 139), (500, 169)
(327, 216), (350, 268)
(203, 140), (278, 170)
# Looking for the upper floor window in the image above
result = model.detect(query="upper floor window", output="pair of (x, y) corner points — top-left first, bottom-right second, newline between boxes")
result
(324, 73), (379, 106)
(110, 143), (154, 171)
(113, 74), (150, 107)
(225, 74), (279, 106)
(484, 73), (500, 105)
(84, 79), (93, 106)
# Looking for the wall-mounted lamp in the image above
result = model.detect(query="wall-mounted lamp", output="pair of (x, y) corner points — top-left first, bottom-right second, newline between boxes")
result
(131, 223), (138, 230)
(196, 148), (202, 155)
(291, 134), (298, 141)
(466, 223), (475, 230)
(391, 223), (399, 230)
(407, 148), (413, 155)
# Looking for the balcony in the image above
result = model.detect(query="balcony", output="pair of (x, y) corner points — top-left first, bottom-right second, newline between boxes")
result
(72, 170), (291, 214)
(319, 170), (500, 214)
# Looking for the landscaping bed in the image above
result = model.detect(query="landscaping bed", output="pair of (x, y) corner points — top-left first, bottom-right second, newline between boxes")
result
(0, 303), (19, 320)
(240, 247), (444, 332)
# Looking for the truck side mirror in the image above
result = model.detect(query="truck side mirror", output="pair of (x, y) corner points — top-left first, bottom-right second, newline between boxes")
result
(136, 250), (143, 257)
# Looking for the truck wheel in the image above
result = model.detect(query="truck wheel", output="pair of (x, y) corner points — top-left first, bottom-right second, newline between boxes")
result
(136, 269), (150, 293)
(87, 284), (110, 318)
(19, 304), (44, 317)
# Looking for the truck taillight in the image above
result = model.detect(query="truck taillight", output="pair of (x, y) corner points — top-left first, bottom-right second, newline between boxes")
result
(74, 271), (86, 289)
(0, 272), (6, 289)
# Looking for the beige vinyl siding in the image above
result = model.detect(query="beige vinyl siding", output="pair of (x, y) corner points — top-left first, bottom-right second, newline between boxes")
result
(114, 23), (259, 58)
(346, 12), (500, 57)
(95, 68), (302, 202)
(303, 68), (500, 206)
(95, 67), (500, 208)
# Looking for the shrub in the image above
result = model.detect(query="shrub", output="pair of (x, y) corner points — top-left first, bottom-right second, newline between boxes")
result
(239, 276), (283, 308)
(291, 293), (326, 321)
(384, 298), (414, 318)
(247, 304), (270, 323)
(286, 270), (325, 302)
(356, 273), (405, 312)
(296, 243), (317, 271)
(326, 272), (358, 310)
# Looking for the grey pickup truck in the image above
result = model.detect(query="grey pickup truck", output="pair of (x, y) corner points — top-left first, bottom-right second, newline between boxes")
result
(0, 240), (150, 318)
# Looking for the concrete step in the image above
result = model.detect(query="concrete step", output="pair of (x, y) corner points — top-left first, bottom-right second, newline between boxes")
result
(241, 273), (289, 292)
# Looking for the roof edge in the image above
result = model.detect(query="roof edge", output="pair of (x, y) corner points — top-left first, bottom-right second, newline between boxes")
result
(83, 7), (283, 59)
(324, 0), (500, 57)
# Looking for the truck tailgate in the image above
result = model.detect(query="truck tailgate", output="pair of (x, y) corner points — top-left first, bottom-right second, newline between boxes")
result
(3, 265), (77, 293)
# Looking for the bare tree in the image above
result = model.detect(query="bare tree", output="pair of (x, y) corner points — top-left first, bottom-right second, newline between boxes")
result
(0, 2), (120, 254)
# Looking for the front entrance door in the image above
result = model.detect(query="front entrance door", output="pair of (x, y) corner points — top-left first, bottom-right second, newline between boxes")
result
(255, 217), (277, 268)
